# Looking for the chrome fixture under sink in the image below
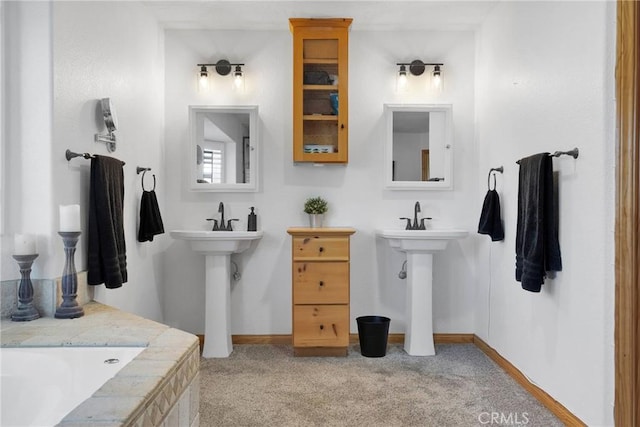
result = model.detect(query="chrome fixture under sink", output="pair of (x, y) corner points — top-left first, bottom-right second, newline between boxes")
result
(377, 227), (468, 356)
(169, 229), (263, 357)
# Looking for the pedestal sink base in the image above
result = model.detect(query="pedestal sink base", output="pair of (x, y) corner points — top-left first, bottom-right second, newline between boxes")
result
(404, 252), (435, 356)
(169, 230), (263, 358)
(376, 229), (468, 357)
(203, 254), (233, 358)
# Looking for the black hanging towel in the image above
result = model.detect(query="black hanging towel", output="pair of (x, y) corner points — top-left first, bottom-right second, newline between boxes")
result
(478, 171), (504, 241)
(88, 155), (127, 289)
(138, 173), (165, 242)
(515, 153), (562, 292)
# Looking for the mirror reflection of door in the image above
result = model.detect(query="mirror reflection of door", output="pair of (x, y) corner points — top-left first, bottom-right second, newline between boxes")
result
(392, 111), (429, 181)
(243, 136), (250, 183)
(421, 150), (430, 181)
(391, 110), (447, 182)
(385, 104), (452, 190)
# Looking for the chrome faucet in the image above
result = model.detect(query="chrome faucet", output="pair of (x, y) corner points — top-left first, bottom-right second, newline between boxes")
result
(399, 202), (431, 230)
(218, 202), (225, 227)
(413, 202), (421, 230)
(206, 202), (239, 231)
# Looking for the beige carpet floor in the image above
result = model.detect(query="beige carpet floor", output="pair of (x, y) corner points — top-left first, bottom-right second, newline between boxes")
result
(198, 343), (563, 427)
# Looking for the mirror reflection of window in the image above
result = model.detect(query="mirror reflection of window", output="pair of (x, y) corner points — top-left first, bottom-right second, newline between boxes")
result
(202, 148), (223, 183)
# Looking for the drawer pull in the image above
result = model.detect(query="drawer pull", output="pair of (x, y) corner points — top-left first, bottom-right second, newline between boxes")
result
(319, 247), (324, 253)
(320, 324), (324, 330)
(319, 281), (324, 287)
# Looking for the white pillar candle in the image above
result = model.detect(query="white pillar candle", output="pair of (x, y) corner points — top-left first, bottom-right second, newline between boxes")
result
(14, 234), (36, 255)
(59, 204), (81, 232)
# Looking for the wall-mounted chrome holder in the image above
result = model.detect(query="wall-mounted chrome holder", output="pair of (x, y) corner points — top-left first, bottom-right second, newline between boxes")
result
(55, 231), (84, 319)
(95, 97), (118, 153)
(11, 254), (40, 322)
(95, 131), (116, 153)
(488, 166), (504, 190)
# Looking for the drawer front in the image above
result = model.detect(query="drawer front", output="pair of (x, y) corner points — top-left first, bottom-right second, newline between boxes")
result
(292, 236), (349, 260)
(293, 262), (349, 304)
(293, 305), (349, 347)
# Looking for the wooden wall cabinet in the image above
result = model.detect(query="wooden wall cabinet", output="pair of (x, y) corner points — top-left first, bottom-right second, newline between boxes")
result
(287, 227), (356, 356)
(289, 18), (352, 163)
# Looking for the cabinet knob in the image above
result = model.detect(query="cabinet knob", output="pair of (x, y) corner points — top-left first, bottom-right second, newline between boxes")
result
(319, 324), (324, 330)
(319, 247), (324, 253)
(319, 281), (324, 287)
(341, 124), (344, 129)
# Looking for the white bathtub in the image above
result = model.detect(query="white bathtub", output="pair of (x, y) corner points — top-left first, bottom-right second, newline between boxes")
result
(1, 346), (145, 427)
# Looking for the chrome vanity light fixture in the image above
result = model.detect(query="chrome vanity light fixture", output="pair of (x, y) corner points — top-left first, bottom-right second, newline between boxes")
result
(397, 64), (408, 91)
(95, 98), (118, 152)
(198, 65), (209, 91)
(396, 60), (444, 92)
(233, 65), (244, 90)
(432, 64), (442, 90)
(197, 59), (245, 92)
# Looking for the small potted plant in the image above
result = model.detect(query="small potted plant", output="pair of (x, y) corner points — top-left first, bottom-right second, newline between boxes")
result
(304, 196), (328, 228)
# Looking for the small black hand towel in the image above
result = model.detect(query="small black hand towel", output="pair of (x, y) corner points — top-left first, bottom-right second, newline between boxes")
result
(138, 189), (165, 242)
(88, 155), (127, 289)
(478, 189), (504, 241)
(515, 153), (562, 292)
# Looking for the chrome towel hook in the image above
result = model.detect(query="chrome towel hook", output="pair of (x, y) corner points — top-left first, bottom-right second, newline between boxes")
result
(487, 166), (504, 190)
(137, 166), (155, 191)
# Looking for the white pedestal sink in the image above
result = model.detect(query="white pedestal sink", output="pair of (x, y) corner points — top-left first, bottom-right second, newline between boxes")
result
(170, 230), (263, 358)
(376, 229), (468, 356)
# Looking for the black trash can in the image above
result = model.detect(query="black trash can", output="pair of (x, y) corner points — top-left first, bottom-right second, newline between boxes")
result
(356, 316), (391, 357)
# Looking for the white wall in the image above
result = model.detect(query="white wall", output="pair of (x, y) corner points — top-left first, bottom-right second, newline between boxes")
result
(474, 2), (615, 425)
(5, 1), (167, 321)
(1, 1), (54, 281)
(162, 29), (478, 335)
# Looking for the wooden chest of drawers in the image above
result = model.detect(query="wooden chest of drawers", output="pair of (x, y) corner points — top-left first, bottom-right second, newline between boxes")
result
(287, 227), (356, 356)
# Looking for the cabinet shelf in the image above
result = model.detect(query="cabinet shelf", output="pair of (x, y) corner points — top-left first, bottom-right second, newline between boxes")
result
(303, 59), (338, 65)
(303, 85), (337, 91)
(304, 115), (338, 121)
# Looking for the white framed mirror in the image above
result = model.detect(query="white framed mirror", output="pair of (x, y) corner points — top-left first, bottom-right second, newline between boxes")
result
(188, 105), (258, 192)
(384, 104), (453, 190)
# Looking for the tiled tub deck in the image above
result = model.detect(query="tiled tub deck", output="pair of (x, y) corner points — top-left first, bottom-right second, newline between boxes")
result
(0, 302), (200, 427)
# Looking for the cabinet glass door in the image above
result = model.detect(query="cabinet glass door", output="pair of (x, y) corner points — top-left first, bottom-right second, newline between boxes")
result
(302, 38), (340, 158)
(291, 19), (351, 163)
